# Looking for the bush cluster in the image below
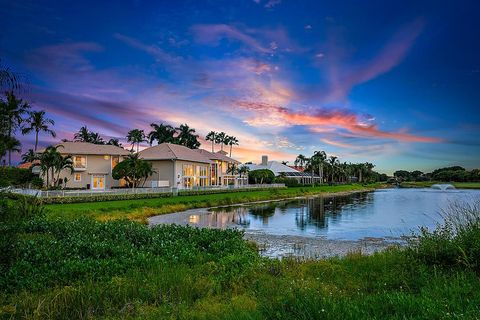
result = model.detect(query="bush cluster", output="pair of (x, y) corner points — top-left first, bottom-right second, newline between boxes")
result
(0, 167), (41, 188)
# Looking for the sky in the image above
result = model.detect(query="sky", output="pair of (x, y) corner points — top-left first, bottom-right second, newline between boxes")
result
(1, 0), (479, 174)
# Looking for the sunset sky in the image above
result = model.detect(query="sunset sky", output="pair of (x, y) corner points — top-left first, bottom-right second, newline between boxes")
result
(1, 0), (479, 174)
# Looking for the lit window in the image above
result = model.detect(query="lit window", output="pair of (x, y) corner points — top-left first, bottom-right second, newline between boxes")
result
(73, 156), (87, 169)
(104, 155), (110, 160)
(74, 173), (81, 182)
(111, 156), (120, 169)
(182, 164), (194, 176)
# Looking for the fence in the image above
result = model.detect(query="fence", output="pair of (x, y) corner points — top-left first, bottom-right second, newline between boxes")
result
(9, 184), (286, 198)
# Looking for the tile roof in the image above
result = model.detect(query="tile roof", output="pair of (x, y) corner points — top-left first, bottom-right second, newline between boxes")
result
(139, 143), (212, 163)
(195, 149), (240, 164)
(40, 142), (130, 156)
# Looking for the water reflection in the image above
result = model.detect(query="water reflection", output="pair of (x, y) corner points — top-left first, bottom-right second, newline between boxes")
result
(149, 188), (480, 240)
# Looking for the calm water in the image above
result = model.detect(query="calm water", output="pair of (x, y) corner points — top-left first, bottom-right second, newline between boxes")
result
(149, 188), (480, 240)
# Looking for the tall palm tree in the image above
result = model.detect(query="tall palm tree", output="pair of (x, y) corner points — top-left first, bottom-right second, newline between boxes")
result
(176, 124), (200, 149)
(38, 145), (62, 188)
(22, 110), (56, 151)
(21, 149), (37, 164)
(89, 132), (104, 144)
(0, 91), (30, 165)
(328, 156), (338, 182)
(226, 136), (239, 157)
(312, 150), (327, 183)
(74, 126), (92, 142)
(294, 154), (307, 168)
(205, 131), (217, 152)
(1, 136), (21, 165)
(126, 129), (146, 152)
(216, 132), (227, 151)
(148, 123), (176, 145)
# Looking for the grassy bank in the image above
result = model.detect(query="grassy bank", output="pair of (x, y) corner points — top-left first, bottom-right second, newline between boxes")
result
(45, 184), (379, 223)
(400, 181), (480, 189)
(1, 197), (480, 319)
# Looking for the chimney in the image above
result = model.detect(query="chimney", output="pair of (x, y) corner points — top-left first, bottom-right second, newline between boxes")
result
(261, 155), (268, 166)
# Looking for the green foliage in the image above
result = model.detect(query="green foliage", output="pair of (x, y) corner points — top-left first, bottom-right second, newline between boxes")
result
(408, 200), (480, 272)
(112, 153), (154, 187)
(0, 167), (36, 187)
(274, 177), (300, 187)
(248, 169), (275, 184)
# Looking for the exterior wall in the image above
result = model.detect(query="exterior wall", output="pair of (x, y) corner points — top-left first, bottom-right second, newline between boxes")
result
(55, 154), (125, 189)
(143, 160), (175, 187)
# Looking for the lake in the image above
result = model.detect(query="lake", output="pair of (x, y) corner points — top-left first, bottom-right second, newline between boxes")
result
(149, 188), (480, 241)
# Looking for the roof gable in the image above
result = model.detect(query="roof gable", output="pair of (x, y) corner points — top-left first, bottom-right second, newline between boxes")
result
(139, 143), (212, 163)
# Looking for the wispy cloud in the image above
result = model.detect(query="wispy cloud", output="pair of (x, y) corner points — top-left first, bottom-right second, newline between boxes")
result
(114, 33), (182, 64)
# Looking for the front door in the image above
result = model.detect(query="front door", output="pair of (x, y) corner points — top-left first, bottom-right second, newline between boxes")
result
(92, 175), (105, 190)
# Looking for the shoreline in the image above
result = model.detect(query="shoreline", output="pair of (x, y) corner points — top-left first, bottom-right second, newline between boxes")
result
(148, 187), (397, 259)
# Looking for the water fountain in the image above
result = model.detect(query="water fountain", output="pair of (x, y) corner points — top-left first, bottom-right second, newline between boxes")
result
(431, 184), (456, 190)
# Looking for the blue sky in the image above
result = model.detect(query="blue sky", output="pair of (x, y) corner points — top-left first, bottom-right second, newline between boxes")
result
(1, 0), (479, 174)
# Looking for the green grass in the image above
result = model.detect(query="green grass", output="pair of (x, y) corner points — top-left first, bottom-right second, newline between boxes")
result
(2, 197), (480, 319)
(400, 181), (480, 189)
(45, 184), (379, 223)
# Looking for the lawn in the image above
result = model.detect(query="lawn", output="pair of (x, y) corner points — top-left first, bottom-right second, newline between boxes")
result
(1, 196), (480, 319)
(45, 184), (379, 223)
(400, 181), (480, 189)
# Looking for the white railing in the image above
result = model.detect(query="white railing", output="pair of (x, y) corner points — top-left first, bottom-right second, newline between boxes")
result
(9, 184), (286, 198)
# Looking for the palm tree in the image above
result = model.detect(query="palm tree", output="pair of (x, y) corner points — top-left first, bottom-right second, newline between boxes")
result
(294, 154), (307, 168)
(176, 124), (200, 149)
(205, 131), (217, 152)
(312, 150), (327, 183)
(107, 138), (122, 147)
(238, 165), (249, 179)
(53, 154), (74, 187)
(74, 126), (92, 142)
(2, 136), (21, 165)
(0, 59), (20, 91)
(226, 136), (239, 157)
(328, 156), (338, 182)
(0, 91), (30, 165)
(38, 145), (61, 188)
(216, 132), (227, 151)
(148, 123), (176, 145)
(127, 129), (146, 152)
(22, 110), (56, 151)
(21, 149), (37, 164)
(89, 132), (104, 144)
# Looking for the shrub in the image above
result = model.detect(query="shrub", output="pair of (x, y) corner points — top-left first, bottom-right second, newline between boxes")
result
(0, 167), (37, 187)
(408, 199), (480, 272)
(275, 177), (300, 187)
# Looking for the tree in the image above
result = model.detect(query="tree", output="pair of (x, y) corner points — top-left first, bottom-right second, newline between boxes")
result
(205, 131), (217, 152)
(226, 163), (238, 176)
(21, 149), (37, 164)
(0, 91), (30, 165)
(175, 124), (200, 149)
(112, 153), (154, 187)
(1, 136), (21, 165)
(53, 154), (74, 188)
(89, 132), (104, 145)
(0, 59), (21, 91)
(294, 154), (308, 168)
(22, 110), (56, 151)
(216, 132), (226, 151)
(148, 123), (176, 145)
(226, 136), (239, 157)
(38, 145), (62, 188)
(126, 129), (146, 153)
(248, 169), (275, 184)
(238, 165), (249, 179)
(107, 138), (122, 147)
(74, 126), (92, 142)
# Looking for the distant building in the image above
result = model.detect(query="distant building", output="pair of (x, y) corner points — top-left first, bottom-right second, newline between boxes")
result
(246, 155), (321, 184)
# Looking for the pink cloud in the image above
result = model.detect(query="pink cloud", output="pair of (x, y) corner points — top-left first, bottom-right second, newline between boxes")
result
(234, 100), (442, 143)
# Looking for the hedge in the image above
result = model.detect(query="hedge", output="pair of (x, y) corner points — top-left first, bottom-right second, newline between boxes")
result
(0, 167), (42, 188)
(8, 186), (287, 204)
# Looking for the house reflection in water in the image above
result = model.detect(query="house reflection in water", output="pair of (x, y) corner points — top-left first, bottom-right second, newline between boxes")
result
(187, 206), (251, 228)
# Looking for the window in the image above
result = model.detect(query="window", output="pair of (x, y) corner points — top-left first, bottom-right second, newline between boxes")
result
(183, 177), (193, 188)
(182, 164), (194, 177)
(111, 156), (120, 169)
(196, 165), (207, 177)
(73, 156), (87, 169)
(74, 173), (81, 182)
(103, 155), (110, 160)
(198, 177), (208, 186)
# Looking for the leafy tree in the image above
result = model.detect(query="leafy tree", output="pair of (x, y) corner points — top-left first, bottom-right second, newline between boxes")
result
(126, 129), (146, 152)
(148, 123), (176, 145)
(74, 126), (92, 142)
(38, 145), (66, 188)
(294, 154), (308, 168)
(248, 169), (275, 184)
(89, 132), (104, 145)
(112, 153), (154, 187)
(1, 136), (21, 165)
(22, 110), (56, 151)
